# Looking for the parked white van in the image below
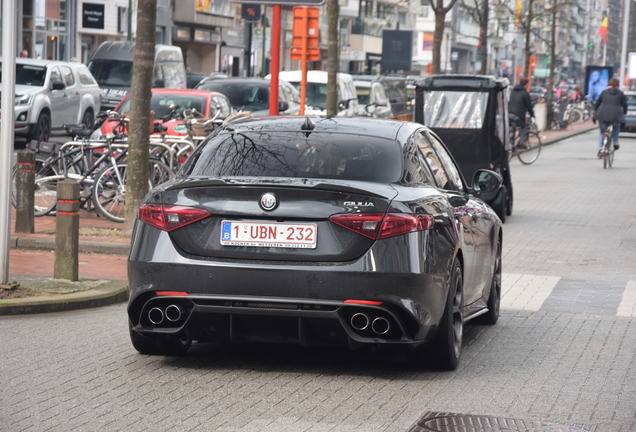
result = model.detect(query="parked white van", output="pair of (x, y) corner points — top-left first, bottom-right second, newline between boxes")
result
(268, 70), (358, 116)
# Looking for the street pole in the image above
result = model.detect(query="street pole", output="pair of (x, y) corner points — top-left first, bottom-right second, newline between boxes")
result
(128, 0), (133, 41)
(0, 0), (17, 284)
(246, 21), (253, 77)
(619, 0), (631, 88)
(269, 5), (281, 115)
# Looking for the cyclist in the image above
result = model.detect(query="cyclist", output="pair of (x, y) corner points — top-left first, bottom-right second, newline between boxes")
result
(594, 77), (627, 157)
(509, 78), (535, 148)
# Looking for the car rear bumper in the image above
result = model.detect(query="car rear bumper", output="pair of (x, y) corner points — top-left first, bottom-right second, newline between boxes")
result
(621, 117), (636, 132)
(128, 223), (454, 347)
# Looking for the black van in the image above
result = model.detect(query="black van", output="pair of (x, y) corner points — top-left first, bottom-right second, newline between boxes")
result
(88, 41), (187, 110)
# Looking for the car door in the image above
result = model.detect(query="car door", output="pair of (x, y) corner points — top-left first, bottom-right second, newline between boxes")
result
(415, 130), (481, 304)
(60, 65), (81, 124)
(48, 66), (67, 128)
(426, 130), (495, 303)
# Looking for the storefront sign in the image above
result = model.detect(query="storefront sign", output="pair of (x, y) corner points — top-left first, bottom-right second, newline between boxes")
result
(196, 0), (214, 14)
(82, 3), (105, 29)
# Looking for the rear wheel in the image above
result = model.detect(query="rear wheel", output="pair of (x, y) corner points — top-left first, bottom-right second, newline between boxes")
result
(430, 260), (464, 370)
(11, 156), (60, 216)
(32, 111), (51, 143)
(517, 132), (542, 165)
(81, 109), (94, 130)
(477, 237), (501, 325)
(129, 322), (191, 356)
(93, 164), (127, 222)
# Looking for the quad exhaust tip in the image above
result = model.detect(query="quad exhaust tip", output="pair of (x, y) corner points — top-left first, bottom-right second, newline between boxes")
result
(350, 312), (369, 331)
(148, 307), (164, 325)
(371, 317), (390, 335)
(165, 304), (182, 323)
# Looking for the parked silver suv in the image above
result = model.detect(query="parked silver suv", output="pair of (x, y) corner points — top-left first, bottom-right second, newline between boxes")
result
(5, 59), (101, 142)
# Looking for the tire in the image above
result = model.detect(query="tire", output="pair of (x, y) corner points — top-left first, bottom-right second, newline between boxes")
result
(129, 322), (191, 356)
(491, 186), (507, 223)
(569, 109), (583, 124)
(505, 184), (513, 216)
(477, 237), (501, 325)
(81, 109), (94, 130)
(93, 163), (128, 223)
(430, 260), (464, 370)
(517, 132), (542, 165)
(32, 111), (51, 143)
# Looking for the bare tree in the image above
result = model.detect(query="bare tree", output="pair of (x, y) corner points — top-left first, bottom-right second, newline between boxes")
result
(326, 0), (339, 117)
(428, 0), (460, 74)
(461, 0), (489, 74)
(125, 0), (156, 227)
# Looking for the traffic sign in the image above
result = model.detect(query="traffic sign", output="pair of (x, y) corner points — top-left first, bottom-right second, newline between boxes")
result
(291, 7), (320, 62)
(241, 4), (261, 21)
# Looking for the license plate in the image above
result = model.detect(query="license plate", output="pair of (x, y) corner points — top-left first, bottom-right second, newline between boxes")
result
(220, 221), (317, 249)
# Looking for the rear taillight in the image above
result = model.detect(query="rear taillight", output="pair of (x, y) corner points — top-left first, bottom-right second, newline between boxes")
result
(329, 213), (434, 240)
(138, 204), (210, 231)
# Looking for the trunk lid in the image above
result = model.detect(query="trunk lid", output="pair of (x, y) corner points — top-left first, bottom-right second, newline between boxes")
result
(162, 178), (397, 262)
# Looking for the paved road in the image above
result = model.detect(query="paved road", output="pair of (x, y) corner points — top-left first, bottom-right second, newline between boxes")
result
(2, 131), (635, 432)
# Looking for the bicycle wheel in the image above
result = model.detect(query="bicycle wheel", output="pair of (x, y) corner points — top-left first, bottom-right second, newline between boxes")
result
(604, 145), (614, 169)
(148, 158), (174, 186)
(11, 156), (60, 216)
(93, 163), (127, 223)
(569, 109), (583, 124)
(517, 132), (542, 165)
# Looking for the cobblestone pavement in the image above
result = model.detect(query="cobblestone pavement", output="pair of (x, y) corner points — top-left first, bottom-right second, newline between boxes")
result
(2, 131), (635, 432)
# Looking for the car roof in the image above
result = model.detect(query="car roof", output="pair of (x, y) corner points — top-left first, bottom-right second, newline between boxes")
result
(220, 116), (419, 142)
(200, 77), (269, 87)
(274, 70), (354, 83)
(149, 88), (219, 97)
(3, 58), (83, 68)
(416, 74), (509, 90)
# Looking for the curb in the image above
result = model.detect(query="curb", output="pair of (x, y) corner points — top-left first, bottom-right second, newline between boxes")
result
(11, 236), (129, 255)
(0, 281), (129, 315)
(541, 126), (596, 146)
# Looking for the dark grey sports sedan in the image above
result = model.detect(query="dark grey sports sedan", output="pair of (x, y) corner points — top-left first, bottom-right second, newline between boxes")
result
(128, 117), (503, 370)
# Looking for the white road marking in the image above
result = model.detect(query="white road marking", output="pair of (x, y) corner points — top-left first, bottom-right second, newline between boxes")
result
(616, 281), (636, 317)
(501, 273), (561, 311)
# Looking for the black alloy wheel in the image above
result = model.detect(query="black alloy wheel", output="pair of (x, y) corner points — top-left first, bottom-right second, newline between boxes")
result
(478, 237), (501, 325)
(430, 260), (464, 370)
(82, 109), (95, 130)
(33, 112), (51, 143)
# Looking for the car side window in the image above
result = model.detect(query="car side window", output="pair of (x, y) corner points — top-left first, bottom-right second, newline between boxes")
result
(415, 132), (457, 191)
(403, 137), (434, 185)
(49, 67), (62, 86)
(426, 132), (464, 191)
(60, 66), (75, 87)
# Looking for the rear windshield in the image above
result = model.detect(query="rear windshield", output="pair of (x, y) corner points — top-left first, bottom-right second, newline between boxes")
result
(422, 90), (488, 129)
(197, 81), (268, 112)
(89, 60), (132, 87)
(186, 131), (403, 183)
(0, 64), (47, 86)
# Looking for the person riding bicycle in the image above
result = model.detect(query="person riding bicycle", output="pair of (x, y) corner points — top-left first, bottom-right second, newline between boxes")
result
(594, 77), (627, 157)
(509, 78), (535, 148)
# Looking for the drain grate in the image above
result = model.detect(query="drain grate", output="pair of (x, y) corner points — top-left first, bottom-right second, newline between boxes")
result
(408, 411), (596, 432)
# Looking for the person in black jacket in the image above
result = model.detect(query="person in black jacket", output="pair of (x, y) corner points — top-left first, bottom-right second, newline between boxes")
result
(594, 77), (627, 156)
(508, 79), (535, 148)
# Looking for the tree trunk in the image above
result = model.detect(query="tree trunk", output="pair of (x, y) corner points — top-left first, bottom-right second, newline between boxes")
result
(432, 8), (446, 74)
(523, 0), (533, 76)
(326, 0), (339, 118)
(125, 0), (156, 229)
(478, 0), (488, 74)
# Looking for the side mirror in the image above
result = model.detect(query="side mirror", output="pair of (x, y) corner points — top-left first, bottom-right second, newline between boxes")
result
(154, 79), (165, 88)
(51, 81), (65, 90)
(278, 100), (290, 112)
(471, 169), (503, 202)
(338, 99), (350, 111)
(365, 103), (376, 113)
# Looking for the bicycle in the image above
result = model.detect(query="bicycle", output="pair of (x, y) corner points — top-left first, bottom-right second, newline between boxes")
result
(509, 116), (542, 165)
(598, 123), (615, 169)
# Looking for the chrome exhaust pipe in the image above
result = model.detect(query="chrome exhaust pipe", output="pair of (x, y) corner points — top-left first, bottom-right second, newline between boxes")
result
(350, 313), (369, 331)
(148, 307), (164, 325)
(165, 304), (182, 323)
(371, 317), (390, 335)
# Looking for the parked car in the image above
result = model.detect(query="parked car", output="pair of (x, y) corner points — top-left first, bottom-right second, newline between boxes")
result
(621, 91), (636, 132)
(354, 76), (393, 119)
(2, 58), (101, 143)
(187, 72), (227, 89)
(127, 116), (504, 370)
(91, 88), (232, 139)
(88, 41), (187, 110)
(272, 70), (358, 116)
(354, 76), (412, 120)
(196, 77), (299, 116)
